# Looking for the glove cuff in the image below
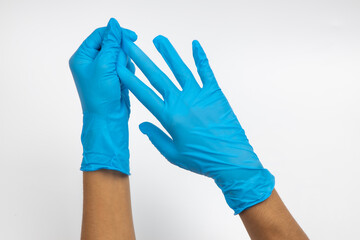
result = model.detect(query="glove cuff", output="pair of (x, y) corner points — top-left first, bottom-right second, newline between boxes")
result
(80, 153), (130, 174)
(215, 168), (275, 215)
(80, 112), (130, 175)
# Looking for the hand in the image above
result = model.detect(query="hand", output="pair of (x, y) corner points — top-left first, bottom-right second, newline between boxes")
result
(69, 18), (136, 174)
(117, 36), (275, 214)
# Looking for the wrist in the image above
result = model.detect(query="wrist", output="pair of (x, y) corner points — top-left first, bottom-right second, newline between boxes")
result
(214, 167), (275, 215)
(240, 189), (309, 240)
(80, 111), (130, 174)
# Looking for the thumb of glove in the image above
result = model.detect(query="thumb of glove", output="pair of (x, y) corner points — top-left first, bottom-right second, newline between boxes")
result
(139, 122), (178, 161)
(97, 18), (123, 64)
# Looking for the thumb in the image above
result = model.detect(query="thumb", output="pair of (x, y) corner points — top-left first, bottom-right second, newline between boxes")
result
(97, 18), (122, 64)
(139, 122), (178, 161)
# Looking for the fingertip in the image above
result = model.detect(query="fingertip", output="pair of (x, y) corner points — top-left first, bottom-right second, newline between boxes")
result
(192, 40), (207, 64)
(153, 35), (167, 42)
(153, 35), (168, 48)
(108, 18), (120, 27)
(192, 40), (203, 54)
(108, 17), (115, 24)
(107, 18), (121, 34)
(123, 28), (138, 42)
(192, 40), (216, 87)
(139, 122), (150, 134)
(101, 18), (122, 49)
(192, 39), (200, 48)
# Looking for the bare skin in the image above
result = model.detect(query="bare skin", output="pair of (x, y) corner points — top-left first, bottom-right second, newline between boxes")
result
(240, 189), (308, 240)
(81, 170), (135, 240)
(80, 172), (307, 239)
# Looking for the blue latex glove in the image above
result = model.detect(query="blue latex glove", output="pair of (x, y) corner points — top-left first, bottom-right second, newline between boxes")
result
(69, 18), (137, 174)
(117, 36), (275, 214)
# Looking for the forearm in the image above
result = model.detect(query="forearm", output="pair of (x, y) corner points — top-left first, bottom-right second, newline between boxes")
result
(81, 170), (135, 240)
(240, 189), (308, 240)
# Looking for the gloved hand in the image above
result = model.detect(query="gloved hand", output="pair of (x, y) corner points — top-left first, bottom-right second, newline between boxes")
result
(117, 35), (275, 214)
(69, 18), (137, 174)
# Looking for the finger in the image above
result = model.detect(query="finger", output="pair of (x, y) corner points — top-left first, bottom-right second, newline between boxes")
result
(117, 65), (164, 117)
(153, 35), (200, 91)
(120, 58), (135, 112)
(122, 28), (137, 42)
(139, 122), (178, 160)
(127, 58), (136, 74)
(117, 48), (128, 67)
(123, 39), (179, 98)
(96, 18), (122, 64)
(121, 85), (130, 112)
(192, 40), (218, 88)
(118, 57), (134, 91)
(76, 27), (106, 60)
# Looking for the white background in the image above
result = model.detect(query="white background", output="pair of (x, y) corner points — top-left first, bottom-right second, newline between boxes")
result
(1, 0), (359, 239)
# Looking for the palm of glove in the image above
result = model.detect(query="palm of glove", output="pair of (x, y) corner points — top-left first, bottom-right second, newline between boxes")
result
(162, 83), (262, 179)
(71, 39), (129, 117)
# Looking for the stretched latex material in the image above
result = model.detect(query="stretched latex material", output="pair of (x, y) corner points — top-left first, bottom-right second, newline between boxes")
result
(117, 36), (275, 214)
(69, 18), (137, 174)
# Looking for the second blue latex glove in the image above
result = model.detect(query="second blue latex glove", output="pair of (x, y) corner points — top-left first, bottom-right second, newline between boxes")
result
(69, 18), (136, 174)
(117, 36), (275, 214)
